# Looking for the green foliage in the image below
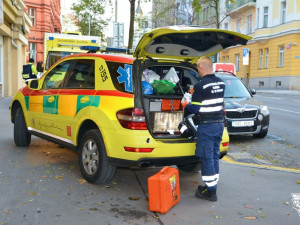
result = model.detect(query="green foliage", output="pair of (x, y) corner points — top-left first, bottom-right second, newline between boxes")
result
(71, 0), (112, 40)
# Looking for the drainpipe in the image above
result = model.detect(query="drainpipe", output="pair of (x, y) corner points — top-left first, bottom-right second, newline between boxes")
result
(10, 24), (18, 49)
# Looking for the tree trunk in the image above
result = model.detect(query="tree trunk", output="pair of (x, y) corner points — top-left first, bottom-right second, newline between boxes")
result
(128, 0), (136, 49)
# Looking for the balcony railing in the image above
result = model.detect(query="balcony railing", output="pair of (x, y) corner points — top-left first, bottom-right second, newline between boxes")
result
(226, 0), (256, 12)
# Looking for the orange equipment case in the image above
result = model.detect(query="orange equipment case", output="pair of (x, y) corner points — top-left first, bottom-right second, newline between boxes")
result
(148, 166), (180, 214)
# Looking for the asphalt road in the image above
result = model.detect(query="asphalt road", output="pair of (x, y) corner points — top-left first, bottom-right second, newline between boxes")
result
(254, 91), (300, 148)
(1, 97), (300, 225)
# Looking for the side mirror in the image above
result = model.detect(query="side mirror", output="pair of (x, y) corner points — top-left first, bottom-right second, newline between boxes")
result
(250, 88), (256, 95)
(28, 79), (39, 89)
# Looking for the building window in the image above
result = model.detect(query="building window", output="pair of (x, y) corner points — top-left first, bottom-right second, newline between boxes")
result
(226, 56), (229, 63)
(246, 14), (253, 34)
(276, 81), (282, 87)
(263, 7), (268, 28)
(222, 56), (225, 63)
(29, 42), (36, 62)
(264, 48), (269, 68)
(224, 23), (228, 30)
(259, 81), (264, 87)
(236, 18), (241, 33)
(28, 8), (36, 26)
(256, 8), (260, 28)
(259, 49), (263, 69)
(235, 54), (240, 71)
(280, 1), (286, 24)
(278, 45), (284, 67)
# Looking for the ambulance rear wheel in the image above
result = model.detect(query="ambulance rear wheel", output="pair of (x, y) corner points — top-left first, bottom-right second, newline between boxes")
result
(177, 162), (202, 173)
(79, 129), (116, 184)
(14, 107), (31, 147)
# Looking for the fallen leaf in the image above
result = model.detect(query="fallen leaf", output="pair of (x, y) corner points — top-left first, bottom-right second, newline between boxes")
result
(284, 201), (290, 205)
(153, 215), (160, 219)
(296, 180), (300, 184)
(129, 197), (140, 201)
(215, 215), (222, 219)
(89, 208), (98, 211)
(4, 209), (9, 214)
(244, 205), (252, 209)
(40, 175), (47, 178)
(237, 211), (243, 215)
(260, 214), (266, 218)
(27, 192), (37, 196)
(243, 217), (257, 220)
(78, 179), (86, 184)
(70, 185), (74, 190)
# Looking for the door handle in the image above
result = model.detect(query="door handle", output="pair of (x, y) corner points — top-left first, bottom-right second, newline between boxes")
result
(48, 96), (55, 103)
(80, 96), (90, 104)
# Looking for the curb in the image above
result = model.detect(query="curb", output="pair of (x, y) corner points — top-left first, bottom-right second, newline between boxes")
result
(222, 155), (300, 173)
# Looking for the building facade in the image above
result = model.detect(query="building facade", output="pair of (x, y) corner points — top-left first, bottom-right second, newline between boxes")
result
(24, 0), (61, 66)
(0, 0), (31, 98)
(219, 0), (300, 90)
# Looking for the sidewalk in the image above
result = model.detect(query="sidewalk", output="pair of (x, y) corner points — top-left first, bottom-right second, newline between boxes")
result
(256, 89), (300, 96)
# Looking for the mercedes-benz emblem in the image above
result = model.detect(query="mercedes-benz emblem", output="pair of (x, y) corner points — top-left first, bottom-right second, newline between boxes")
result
(237, 108), (245, 113)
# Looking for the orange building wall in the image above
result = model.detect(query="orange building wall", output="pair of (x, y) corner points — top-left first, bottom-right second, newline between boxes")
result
(24, 0), (61, 65)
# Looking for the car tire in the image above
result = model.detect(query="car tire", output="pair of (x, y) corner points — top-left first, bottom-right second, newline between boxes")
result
(14, 107), (31, 147)
(253, 129), (268, 138)
(79, 129), (116, 184)
(177, 162), (202, 173)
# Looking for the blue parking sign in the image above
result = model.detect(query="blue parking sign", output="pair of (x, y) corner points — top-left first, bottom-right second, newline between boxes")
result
(243, 48), (249, 57)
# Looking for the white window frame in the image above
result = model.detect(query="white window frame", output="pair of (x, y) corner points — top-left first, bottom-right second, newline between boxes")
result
(224, 22), (228, 30)
(29, 42), (37, 62)
(259, 49), (263, 69)
(235, 54), (240, 72)
(29, 8), (36, 26)
(278, 45), (284, 67)
(246, 14), (253, 34)
(236, 18), (241, 33)
(256, 8), (260, 29)
(263, 7), (268, 28)
(280, 1), (286, 24)
(264, 48), (269, 68)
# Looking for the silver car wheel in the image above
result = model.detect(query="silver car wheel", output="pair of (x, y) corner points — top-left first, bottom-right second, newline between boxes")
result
(82, 139), (99, 175)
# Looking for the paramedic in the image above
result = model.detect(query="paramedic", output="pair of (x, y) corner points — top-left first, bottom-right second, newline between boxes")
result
(184, 56), (225, 202)
(22, 58), (38, 83)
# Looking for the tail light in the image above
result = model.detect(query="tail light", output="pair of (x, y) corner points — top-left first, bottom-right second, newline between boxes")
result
(124, 147), (154, 153)
(116, 108), (147, 130)
(222, 142), (229, 147)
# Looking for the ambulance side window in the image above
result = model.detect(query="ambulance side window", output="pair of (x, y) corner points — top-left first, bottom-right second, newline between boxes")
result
(64, 59), (95, 89)
(42, 61), (72, 89)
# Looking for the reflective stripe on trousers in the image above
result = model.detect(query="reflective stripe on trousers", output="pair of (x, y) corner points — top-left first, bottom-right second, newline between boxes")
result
(195, 122), (224, 192)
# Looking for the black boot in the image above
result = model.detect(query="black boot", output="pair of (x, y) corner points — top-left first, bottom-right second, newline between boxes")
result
(195, 186), (217, 202)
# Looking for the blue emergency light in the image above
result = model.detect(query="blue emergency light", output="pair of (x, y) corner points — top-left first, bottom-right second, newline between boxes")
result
(91, 40), (96, 43)
(80, 46), (100, 51)
(49, 37), (54, 40)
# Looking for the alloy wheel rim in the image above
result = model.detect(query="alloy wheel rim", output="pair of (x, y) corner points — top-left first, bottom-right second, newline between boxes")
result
(82, 139), (99, 175)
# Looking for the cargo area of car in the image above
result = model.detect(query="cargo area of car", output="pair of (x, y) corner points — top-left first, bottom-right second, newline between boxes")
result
(141, 65), (199, 138)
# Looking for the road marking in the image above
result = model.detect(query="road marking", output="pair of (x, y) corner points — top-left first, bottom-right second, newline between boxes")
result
(268, 106), (300, 115)
(222, 156), (300, 173)
(255, 95), (281, 100)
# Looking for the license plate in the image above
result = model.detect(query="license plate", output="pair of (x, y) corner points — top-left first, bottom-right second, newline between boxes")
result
(232, 120), (254, 127)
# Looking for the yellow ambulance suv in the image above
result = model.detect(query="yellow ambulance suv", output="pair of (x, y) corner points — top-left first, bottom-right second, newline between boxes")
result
(10, 26), (250, 183)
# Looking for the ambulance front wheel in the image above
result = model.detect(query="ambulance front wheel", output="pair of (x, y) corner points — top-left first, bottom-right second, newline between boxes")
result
(14, 107), (31, 147)
(79, 129), (116, 184)
(177, 162), (202, 173)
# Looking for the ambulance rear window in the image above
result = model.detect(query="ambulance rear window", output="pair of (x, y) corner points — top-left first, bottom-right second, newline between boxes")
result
(106, 61), (133, 93)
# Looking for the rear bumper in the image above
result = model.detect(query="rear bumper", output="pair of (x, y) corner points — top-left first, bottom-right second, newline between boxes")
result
(109, 150), (227, 168)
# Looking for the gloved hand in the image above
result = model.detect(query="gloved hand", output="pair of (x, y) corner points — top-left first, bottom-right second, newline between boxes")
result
(181, 92), (192, 108)
(181, 99), (189, 108)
